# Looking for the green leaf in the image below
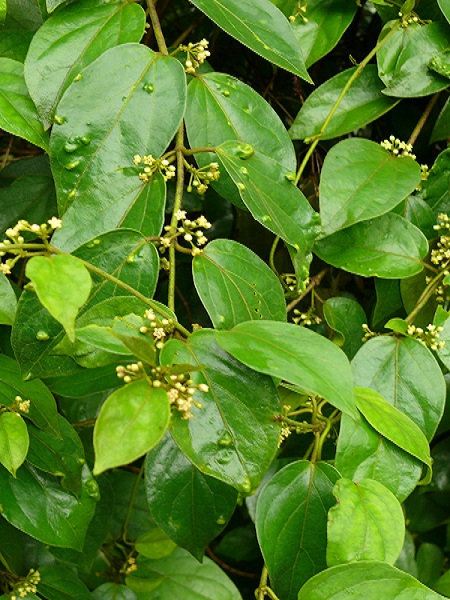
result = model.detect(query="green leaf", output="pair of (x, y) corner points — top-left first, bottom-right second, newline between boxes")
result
(161, 329), (281, 493)
(438, 0), (450, 23)
(327, 478), (405, 566)
(216, 320), (357, 419)
(431, 97), (450, 142)
(93, 584), (137, 600)
(355, 387), (432, 468)
(145, 435), (238, 560)
(0, 273), (17, 325)
(323, 297), (366, 360)
(372, 279), (404, 329)
(26, 415), (85, 496)
(0, 463), (98, 549)
(188, 0), (311, 81)
(0, 355), (60, 437)
(417, 543), (444, 586)
(0, 30), (34, 62)
(25, 254), (92, 342)
(135, 528), (177, 560)
(216, 141), (321, 258)
(297, 561), (446, 599)
(335, 411), (422, 502)
(12, 229), (159, 380)
(185, 71), (296, 207)
(256, 460), (341, 600)
(0, 58), (49, 150)
(50, 44), (186, 252)
(119, 172), (166, 237)
(381, 22), (450, 97)
(352, 336), (446, 440)
(24, 0), (146, 129)
(0, 412), (29, 476)
(423, 148), (450, 215)
(319, 139), (421, 234)
(193, 239), (286, 329)
(392, 192), (437, 240)
(126, 547), (242, 599)
(93, 381), (170, 475)
(290, 66), (398, 141)
(290, 0), (356, 67)
(38, 564), (92, 600)
(314, 213), (428, 279)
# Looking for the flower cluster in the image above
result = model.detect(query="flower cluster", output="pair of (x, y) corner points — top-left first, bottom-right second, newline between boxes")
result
(9, 569), (40, 599)
(293, 307), (322, 327)
(398, 10), (420, 27)
(432, 213), (450, 270)
(288, 1), (308, 23)
(185, 161), (220, 195)
(121, 556), (137, 575)
(159, 211), (212, 256)
(281, 273), (297, 293)
(179, 39), (210, 74)
(139, 309), (175, 349)
(380, 136), (416, 159)
(10, 395), (30, 414)
(133, 154), (176, 183)
(0, 218), (62, 275)
(407, 324), (445, 351)
(362, 323), (379, 343)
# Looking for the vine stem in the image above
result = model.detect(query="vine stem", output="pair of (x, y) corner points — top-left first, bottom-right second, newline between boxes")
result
(146, 0), (168, 55)
(121, 461), (145, 544)
(286, 268), (327, 313)
(294, 19), (402, 186)
(405, 270), (445, 324)
(256, 566), (281, 600)
(407, 92), (440, 147)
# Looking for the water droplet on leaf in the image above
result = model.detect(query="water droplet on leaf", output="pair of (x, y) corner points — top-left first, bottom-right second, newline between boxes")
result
(240, 167), (249, 176)
(80, 135), (91, 145)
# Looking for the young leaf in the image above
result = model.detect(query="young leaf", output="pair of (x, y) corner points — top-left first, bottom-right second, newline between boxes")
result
(327, 478), (405, 566)
(24, 0), (146, 129)
(25, 254), (92, 342)
(216, 320), (358, 419)
(144, 435), (238, 560)
(290, 66), (398, 141)
(314, 213), (428, 279)
(161, 330), (282, 494)
(93, 381), (170, 475)
(355, 387), (432, 468)
(188, 0), (311, 81)
(256, 460), (341, 600)
(297, 561), (446, 599)
(0, 412), (29, 476)
(0, 58), (49, 150)
(0, 273), (17, 325)
(50, 44), (186, 252)
(319, 139), (421, 234)
(193, 239), (286, 329)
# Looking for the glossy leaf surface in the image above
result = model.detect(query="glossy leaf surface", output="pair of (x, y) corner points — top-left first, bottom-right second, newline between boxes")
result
(126, 547), (242, 599)
(193, 239), (286, 329)
(0, 273), (17, 325)
(216, 320), (357, 418)
(38, 564), (92, 600)
(50, 44), (186, 251)
(145, 435), (238, 560)
(161, 329), (281, 493)
(93, 381), (170, 475)
(26, 254), (92, 342)
(188, 0), (311, 81)
(256, 460), (341, 600)
(423, 148), (450, 215)
(0, 58), (49, 150)
(319, 139), (421, 234)
(314, 213), (428, 278)
(290, 66), (398, 141)
(0, 412), (28, 476)
(24, 0), (146, 128)
(327, 478), (405, 566)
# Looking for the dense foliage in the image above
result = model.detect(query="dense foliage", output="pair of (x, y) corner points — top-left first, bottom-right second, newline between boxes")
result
(2, 0), (450, 598)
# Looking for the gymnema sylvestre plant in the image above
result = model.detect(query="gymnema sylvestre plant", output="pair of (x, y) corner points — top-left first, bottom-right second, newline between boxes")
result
(4, 0), (450, 598)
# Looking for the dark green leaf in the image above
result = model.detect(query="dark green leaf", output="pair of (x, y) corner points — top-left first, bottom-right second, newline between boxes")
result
(0, 30), (33, 62)
(50, 45), (186, 252)
(327, 478), (405, 566)
(256, 460), (340, 600)
(417, 543), (444, 586)
(431, 97), (450, 142)
(297, 561), (445, 600)
(161, 329), (281, 493)
(93, 584), (137, 600)
(145, 435), (238, 560)
(0, 58), (49, 150)
(423, 148), (450, 215)
(290, 0), (356, 67)
(314, 213), (428, 279)
(377, 23), (422, 89)
(93, 381), (170, 474)
(109, 469), (153, 540)
(193, 239), (286, 329)
(24, 0), (146, 129)
(372, 279), (404, 329)
(319, 139), (421, 234)
(0, 412), (28, 476)
(395, 530), (418, 577)
(323, 297), (366, 360)
(355, 387), (432, 468)
(126, 547), (242, 599)
(290, 66), (398, 141)
(392, 192), (437, 239)
(0, 273), (17, 325)
(38, 563), (92, 600)
(188, 0), (311, 81)
(216, 320), (357, 419)
(0, 463), (98, 549)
